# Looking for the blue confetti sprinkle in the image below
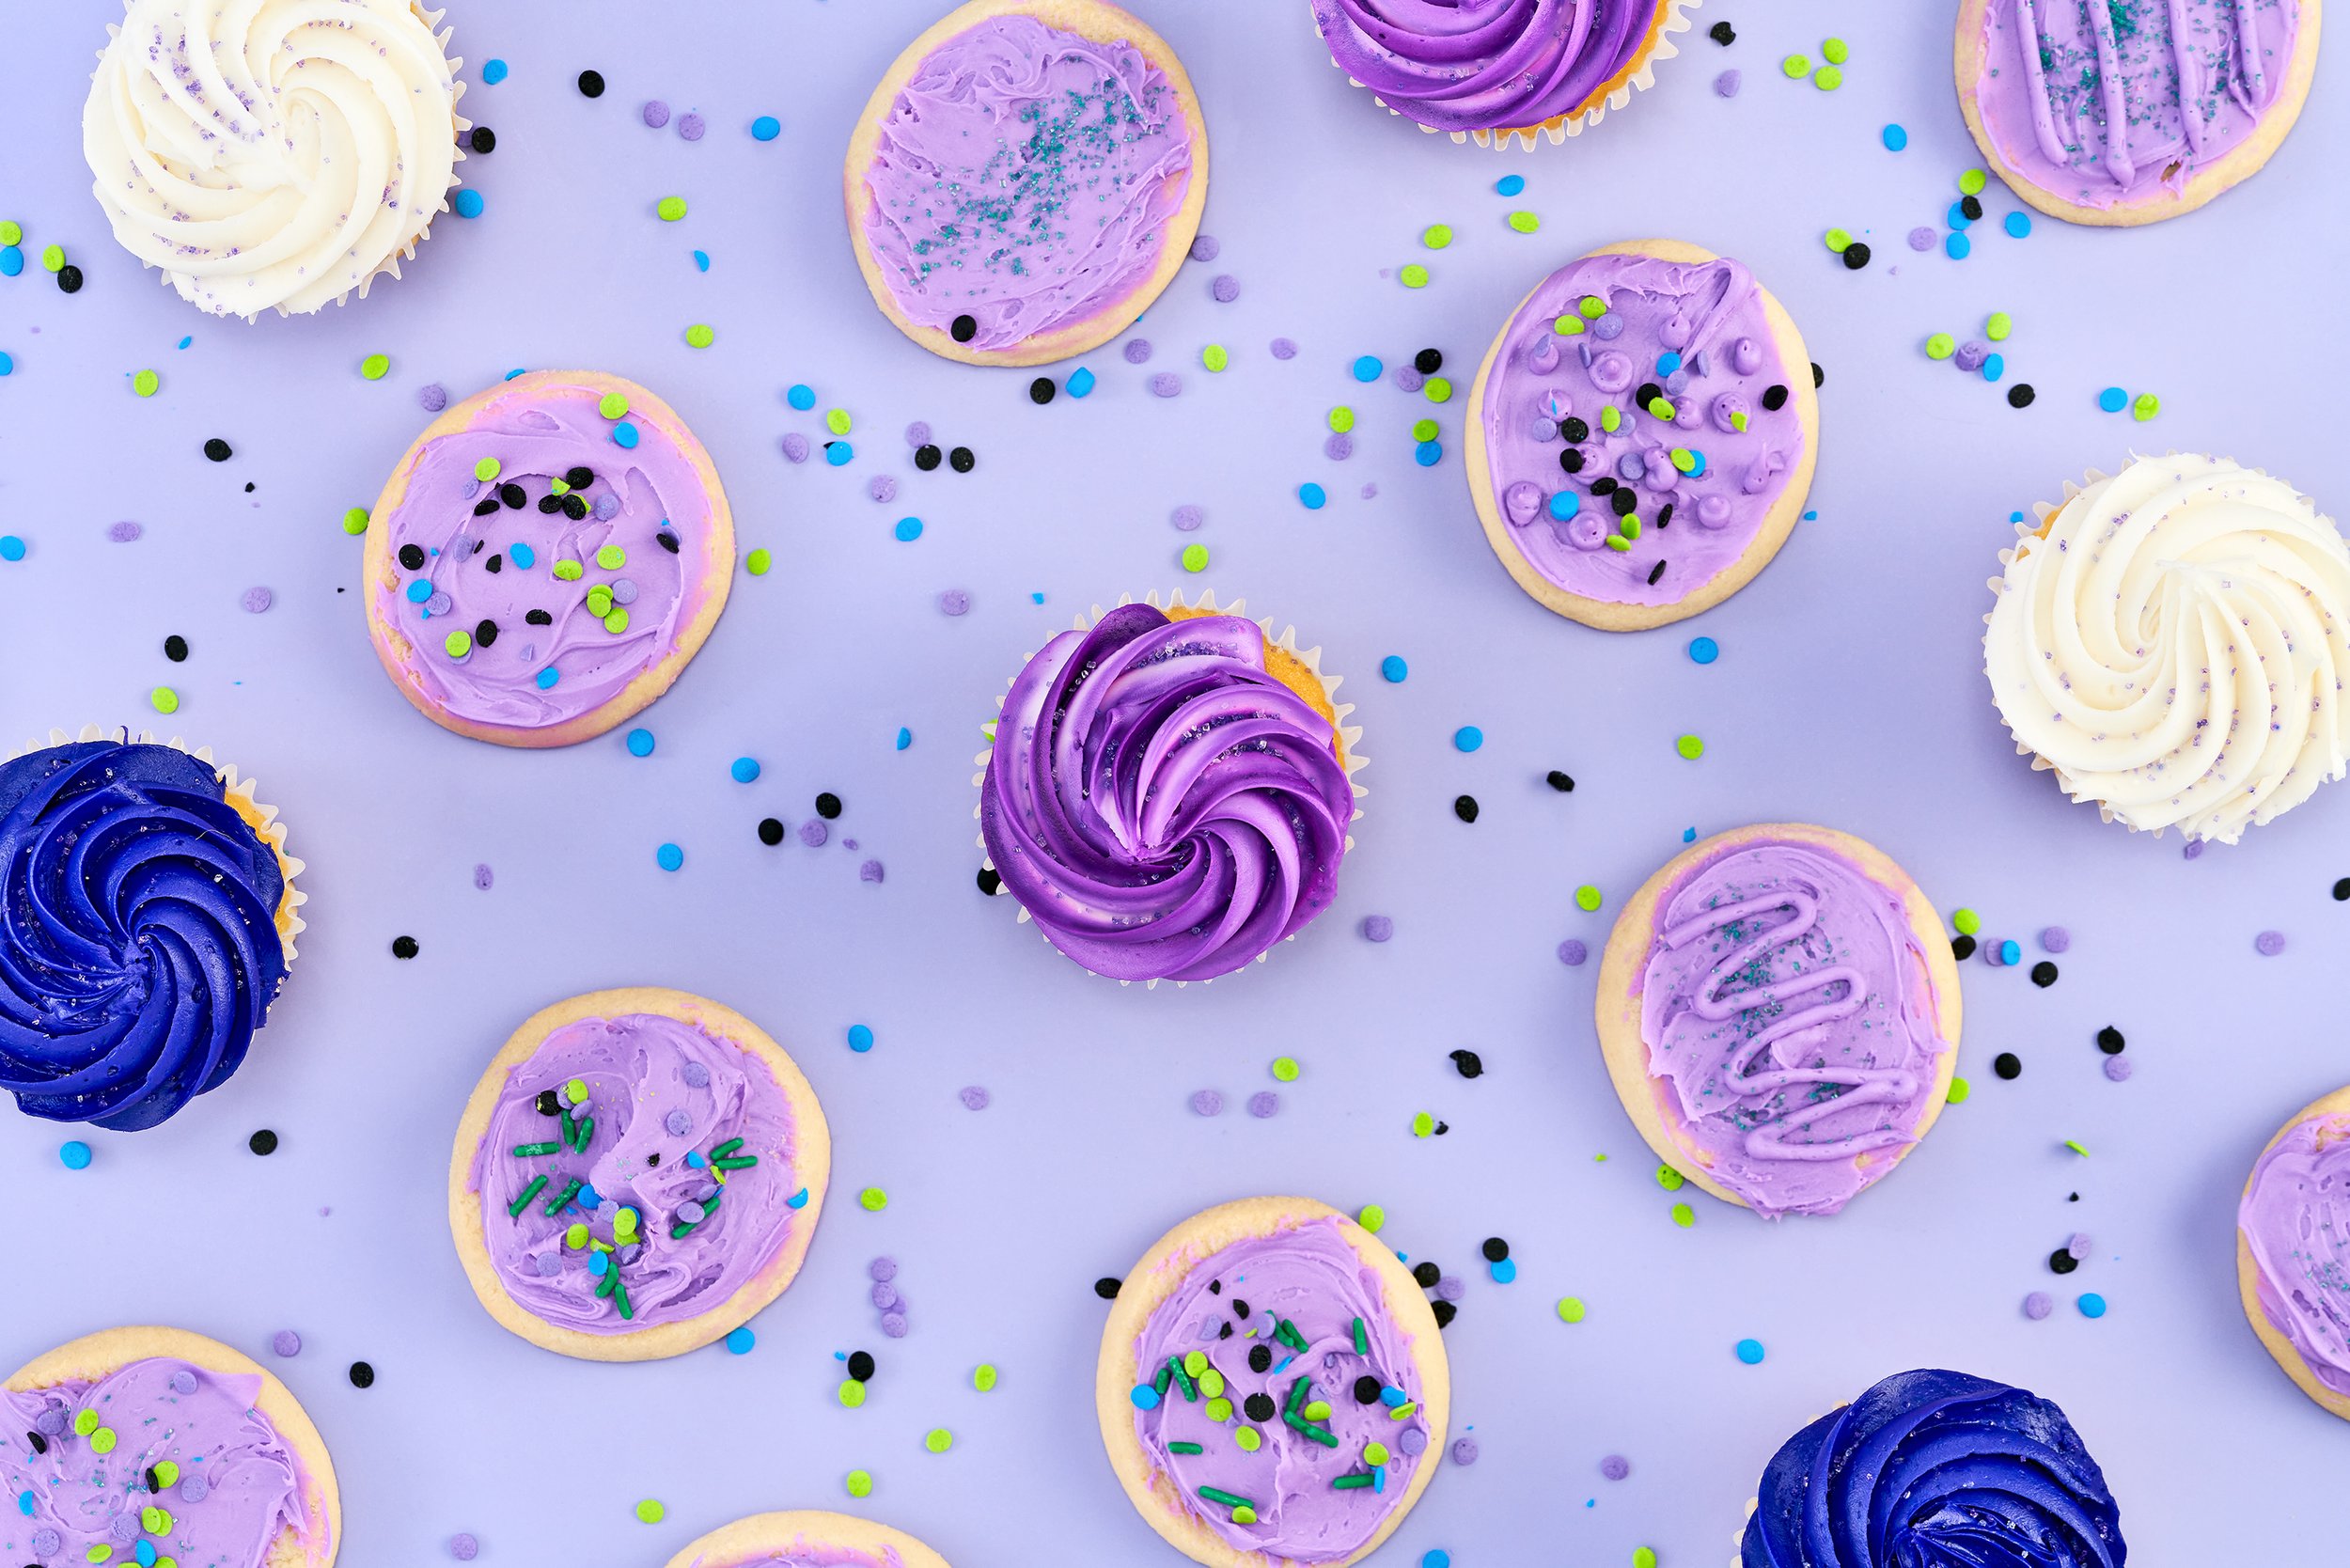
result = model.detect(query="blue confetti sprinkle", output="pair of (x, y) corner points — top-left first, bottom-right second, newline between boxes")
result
(0, 247), (21, 277)
(1067, 366), (1097, 398)
(1657, 351), (1683, 375)
(1414, 441), (1443, 466)
(2098, 386), (2128, 413)
(536, 667), (560, 690)
(1946, 230), (1972, 259)
(588, 1251), (609, 1277)
(1682, 826), (1697, 842)
(1981, 353), (2005, 382)
(453, 188), (485, 219)
(1688, 635), (1719, 665)
(895, 727), (913, 750)
(2005, 210), (2032, 238)
(656, 842), (684, 872)
(1351, 355), (1384, 383)
(1882, 123), (1908, 150)
(725, 1327), (757, 1354)
(1299, 482), (1327, 510)
(1379, 1386), (1407, 1407)
(1998, 937), (2022, 964)
(405, 580), (431, 604)
(787, 384), (816, 411)
(825, 442), (854, 467)
(481, 57), (509, 83)
(1454, 727), (1483, 753)
(1380, 655), (1408, 682)
(0, 352), (13, 376)
(847, 1024), (875, 1053)
(2078, 1293), (2107, 1319)
(59, 1141), (90, 1170)
(750, 115), (781, 141)
(786, 1186), (809, 1209)
(16, 1490), (33, 1516)
(692, 250), (709, 273)
(0, 535), (24, 563)
(1736, 1338), (1766, 1365)
(686, 1152), (707, 1168)
(894, 516), (923, 541)
(625, 729), (654, 757)
(178, 336), (192, 349)
(509, 542), (536, 569)
(613, 420), (640, 448)
(1947, 200), (1974, 230)
(1131, 1385), (1161, 1410)
(503, 367), (526, 380)
(1548, 491), (1580, 521)
(730, 756), (760, 783)
(1490, 1257), (1516, 1283)
(1495, 174), (1525, 196)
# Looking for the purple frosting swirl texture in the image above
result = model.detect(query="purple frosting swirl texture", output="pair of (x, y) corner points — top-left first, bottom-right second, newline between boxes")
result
(1743, 1369), (2124, 1566)
(1479, 252), (1805, 608)
(1129, 1219), (1430, 1563)
(980, 605), (1354, 982)
(1970, 0), (2302, 209)
(0, 1356), (317, 1568)
(2240, 1112), (2350, 1394)
(372, 380), (718, 731)
(859, 14), (1195, 353)
(0, 740), (288, 1130)
(1310, 0), (1665, 134)
(1637, 839), (1947, 1217)
(468, 1012), (801, 1334)
(701, 1553), (893, 1568)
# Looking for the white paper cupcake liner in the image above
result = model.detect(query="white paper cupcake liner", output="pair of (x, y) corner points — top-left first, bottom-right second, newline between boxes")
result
(10, 724), (307, 962)
(968, 588), (1367, 988)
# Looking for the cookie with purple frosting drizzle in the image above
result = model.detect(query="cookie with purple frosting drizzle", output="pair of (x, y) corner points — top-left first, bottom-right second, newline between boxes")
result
(363, 371), (734, 747)
(1465, 240), (1818, 631)
(2237, 1084), (2350, 1420)
(845, 0), (1210, 366)
(975, 591), (1365, 985)
(1595, 823), (1962, 1218)
(659, 1509), (952, 1568)
(2, 1325), (339, 1568)
(1956, 0), (2320, 226)
(447, 988), (830, 1361)
(1095, 1197), (1449, 1568)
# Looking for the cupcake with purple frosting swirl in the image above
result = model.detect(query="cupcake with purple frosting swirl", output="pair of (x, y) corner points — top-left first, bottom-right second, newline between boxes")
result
(976, 592), (1364, 985)
(0, 728), (305, 1131)
(1308, 0), (1700, 148)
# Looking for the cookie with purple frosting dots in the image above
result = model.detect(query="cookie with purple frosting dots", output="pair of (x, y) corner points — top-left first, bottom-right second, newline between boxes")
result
(975, 591), (1366, 984)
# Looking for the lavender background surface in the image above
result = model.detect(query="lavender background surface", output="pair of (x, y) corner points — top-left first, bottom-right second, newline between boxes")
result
(3, 2), (2345, 1562)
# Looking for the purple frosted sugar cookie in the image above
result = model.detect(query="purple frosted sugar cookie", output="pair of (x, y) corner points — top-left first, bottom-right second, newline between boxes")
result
(978, 594), (1364, 984)
(844, 0), (1209, 366)
(2238, 1085), (2350, 1421)
(447, 988), (830, 1360)
(1465, 241), (1819, 631)
(1594, 823), (1964, 1217)
(656, 1510), (953, 1568)
(1957, 0), (2318, 226)
(362, 371), (734, 748)
(1095, 1198), (1449, 1566)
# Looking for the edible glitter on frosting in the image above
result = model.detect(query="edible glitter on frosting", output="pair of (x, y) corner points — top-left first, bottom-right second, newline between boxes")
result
(979, 604), (1355, 982)
(467, 1011), (802, 1334)
(858, 13), (1195, 353)
(1636, 838), (1948, 1217)
(0, 1356), (319, 1568)
(1742, 1369), (2125, 1566)
(1969, 0), (2303, 210)
(1478, 251), (1805, 608)
(1982, 453), (2350, 843)
(1129, 1217), (1430, 1563)
(0, 739), (290, 1131)
(371, 378), (719, 732)
(2240, 1112), (2350, 1395)
(1310, 0), (1668, 136)
(81, 0), (463, 317)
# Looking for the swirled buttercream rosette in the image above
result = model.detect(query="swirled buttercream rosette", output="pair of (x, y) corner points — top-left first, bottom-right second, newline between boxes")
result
(0, 726), (306, 1131)
(973, 590), (1366, 986)
(82, 0), (467, 319)
(1306, 0), (1700, 149)
(1982, 453), (2350, 844)
(1737, 1369), (2126, 1567)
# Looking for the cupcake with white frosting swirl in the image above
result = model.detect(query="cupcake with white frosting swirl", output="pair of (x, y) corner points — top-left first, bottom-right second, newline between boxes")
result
(1983, 453), (2350, 843)
(82, 0), (465, 318)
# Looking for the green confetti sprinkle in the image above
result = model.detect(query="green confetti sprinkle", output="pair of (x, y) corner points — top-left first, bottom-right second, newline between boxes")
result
(1271, 1057), (1300, 1082)
(444, 630), (472, 657)
(149, 687), (179, 714)
(1675, 733), (1705, 760)
(1557, 1297), (1588, 1324)
(339, 507), (369, 536)
(1948, 1077), (1972, 1104)
(1400, 263), (1430, 289)
(2132, 392), (2160, 422)
(1202, 344), (1229, 372)
(746, 548), (772, 576)
(844, 1469), (873, 1498)
(1507, 211), (1540, 233)
(685, 322), (714, 348)
(1424, 377), (1452, 404)
(360, 353), (390, 381)
(657, 195), (687, 221)
(1814, 65), (1844, 90)
(1574, 885), (1603, 912)
(599, 392), (629, 419)
(1824, 228), (1853, 253)
(1952, 907), (1982, 934)
(1670, 1202), (1695, 1229)
(922, 1428), (952, 1453)
(2066, 1139), (2091, 1157)
(1822, 37), (1850, 64)
(474, 457), (501, 481)
(634, 1499), (665, 1525)
(1357, 1204), (1386, 1233)
(1925, 333), (1956, 360)
(1328, 406), (1355, 433)
(1422, 224), (1452, 249)
(1985, 311), (2013, 341)
(972, 1364), (997, 1392)
(1656, 1165), (1685, 1191)
(825, 408), (852, 435)
(40, 244), (64, 273)
(132, 368), (159, 397)
(1410, 1111), (1435, 1137)
(1181, 542), (1209, 572)
(1959, 168), (1989, 196)
(838, 1380), (867, 1408)
(859, 1186), (888, 1211)
(1412, 418), (1439, 441)
(1781, 54), (1810, 78)
(1578, 295), (1607, 320)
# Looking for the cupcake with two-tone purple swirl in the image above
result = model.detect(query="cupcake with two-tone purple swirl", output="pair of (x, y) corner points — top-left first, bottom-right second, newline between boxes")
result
(1308, 0), (1700, 148)
(975, 593), (1365, 985)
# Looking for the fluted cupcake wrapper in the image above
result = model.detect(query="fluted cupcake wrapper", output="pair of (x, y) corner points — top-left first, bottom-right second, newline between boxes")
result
(1311, 0), (1700, 150)
(969, 588), (1367, 989)
(10, 724), (307, 964)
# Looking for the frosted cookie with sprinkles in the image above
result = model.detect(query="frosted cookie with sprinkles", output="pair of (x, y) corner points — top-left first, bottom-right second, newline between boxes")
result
(660, 1510), (952, 1568)
(1095, 1197), (1448, 1567)
(363, 371), (734, 748)
(2238, 1085), (2350, 1420)
(1956, 0), (2321, 225)
(846, 0), (1209, 367)
(2, 1325), (338, 1568)
(447, 988), (830, 1362)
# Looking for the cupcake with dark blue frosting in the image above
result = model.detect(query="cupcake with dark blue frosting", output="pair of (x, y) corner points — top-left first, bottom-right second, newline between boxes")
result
(1742, 1369), (2125, 1567)
(0, 729), (306, 1130)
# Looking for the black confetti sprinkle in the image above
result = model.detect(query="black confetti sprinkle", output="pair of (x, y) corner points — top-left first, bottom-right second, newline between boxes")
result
(758, 818), (786, 846)
(950, 315), (979, 344)
(1449, 1048), (1483, 1079)
(977, 867), (1002, 896)
(815, 792), (842, 820)
(163, 635), (188, 663)
(347, 1361), (375, 1388)
(469, 126), (496, 153)
(248, 1129), (278, 1156)
(1994, 1052), (2022, 1080)
(1414, 348), (1443, 375)
(847, 1350), (874, 1381)
(390, 935), (419, 960)
(1028, 377), (1056, 405)
(1951, 934), (1978, 961)
(948, 446), (976, 474)
(1453, 795), (1480, 823)
(2029, 961), (2059, 987)
(1709, 19), (1735, 43)
(203, 438), (233, 462)
(576, 69), (605, 98)
(2095, 1026), (2125, 1055)
(2008, 384), (2036, 408)
(914, 445), (943, 471)
(1092, 1277), (1121, 1301)
(1842, 242), (1872, 271)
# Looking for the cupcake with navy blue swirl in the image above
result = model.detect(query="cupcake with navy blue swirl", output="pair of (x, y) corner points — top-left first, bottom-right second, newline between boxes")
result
(1308, 0), (1700, 148)
(0, 728), (305, 1130)
(1742, 1369), (2125, 1567)
(976, 592), (1364, 984)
